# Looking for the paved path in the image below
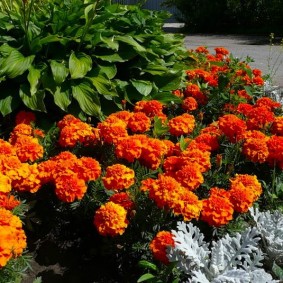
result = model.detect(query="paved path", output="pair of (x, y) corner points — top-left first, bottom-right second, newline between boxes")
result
(183, 34), (283, 87)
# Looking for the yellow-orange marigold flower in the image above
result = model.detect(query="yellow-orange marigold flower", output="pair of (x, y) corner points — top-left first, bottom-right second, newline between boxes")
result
(140, 178), (155, 192)
(271, 117), (283, 136)
(57, 114), (81, 130)
(201, 187), (234, 227)
(0, 139), (16, 156)
(150, 231), (175, 265)
(168, 113), (195, 136)
(229, 174), (262, 202)
(246, 106), (275, 130)
(102, 164), (135, 190)
(55, 172), (87, 202)
(93, 201), (129, 237)
(242, 137), (269, 163)
(9, 124), (33, 144)
(74, 157), (101, 182)
(182, 96), (198, 111)
(0, 173), (11, 194)
(181, 149), (211, 173)
(108, 110), (133, 123)
(134, 100), (164, 118)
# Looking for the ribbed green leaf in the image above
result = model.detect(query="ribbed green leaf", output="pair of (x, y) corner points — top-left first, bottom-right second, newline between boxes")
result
(137, 273), (155, 283)
(2, 50), (35, 78)
(19, 84), (46, 112)
(131, 79), (153, 96)
(53, 86), (71, 111)
(116, 35), (146, 53)
(72, 81), (101, 116)
(50, 60), (69, 84)
(69, 52), (92, 79)
(100, 34), (119, 51)
(97, 61), (117, 79)
(28, 66), (41, 96)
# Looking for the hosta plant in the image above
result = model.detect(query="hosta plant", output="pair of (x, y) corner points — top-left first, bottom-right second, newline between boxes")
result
(0, 0), (187, 120)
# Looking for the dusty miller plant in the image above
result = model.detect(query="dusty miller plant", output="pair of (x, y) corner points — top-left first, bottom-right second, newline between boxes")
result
(167, 222), (278, 283)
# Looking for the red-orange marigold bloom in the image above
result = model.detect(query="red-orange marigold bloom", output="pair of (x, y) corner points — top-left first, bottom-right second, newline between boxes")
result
(9, 124), (33, 144)
(150, 231), (175, 265)
(242, 137), (269, 163)
(59, 121), (97, 147)
(162, 139), (176, 157)
(0, 156), (22, 179)
(15, 111), (36, 125)
(139, 138), (167, 170)
(14, 135), (44, 163)
(57, 114), (81, 130)
(271, 117), (283, 135)
(228, 183), (256, 213)
(255, 97), (281, 111)
(0, 139), (16, 157)
(181, 149), (211, 173)
(252, 76), (264, 85)
(33, 128), (45, 138)
(229, 174), (262, 202)
(182, 97), (198, 111)
(55, 173), (87, 202)
(93, 201), (129, 237)
(37, 159), (56, 184)
(201, 187), (234, 227)
(115, 136), (142, 163)
(215, 47), (229, 56)
(195, 46), (209, 54)
(168, 113), (195, 136)
(134, 100), (164, 118)
(267, 135), (283, 169)
(0, 193), (20, 210)
(127, 112), (151, 133)
(237, 103), (253, 116)
(98, 116), (128, 144)
(74, 157), (101, 182)
(218, 114), (247, 143)
(108, 110), (133, 123)
(193, 133), (219, 152)
(140, 178), (155, 192)
(108, 192), (135, 213)
(237, 89), (252, 101)
(184, 84), (207, 105)
(246, 106), (275, 130)
(252, 69), (262, 76)
(102, 164), (135, 190)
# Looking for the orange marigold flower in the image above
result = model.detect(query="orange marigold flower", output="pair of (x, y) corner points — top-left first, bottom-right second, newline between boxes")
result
(195, 46), (209, 54)
(37, 159), (56, 184)
(33, 128), (45, 138)
(98, 116), (128, 144)
(57, 114), (81, 130)
(241, 130), (268, 140)
(0, 193), (20, 210)
(246, 106), (275, 130)
(55, 172), (87, 202)
(93, 201), (129, 237)
(255, 97), (281, 111)
(150, 231), (175, 265)
(200, 122), (221, 137)
(218, 114), (247, 143)
(0, 173), (11, 194)
(237, 89), (252, 101)
(140, 178), (156, 192)
(134, 100), (164, 118)
(0, 156), (22, 179)
(115, 136), (142, 163)
(193, 133), (219, 152)
(215, 47), (229, 56)
(172, 89), (184, 98)
(14, 135), (44, 162)
(182, 97), (198, 111)
(59, 121), (98, 147)
(174, 163), (204, 191)
(162, 139), (175, 157)
(267, 135), (283, 169)
(252, 76), (264, 85)
(181, 149), (211, 173)
(12, 163), (42, 193)
(201, 187), (234, 227)
(229, 174), (262, 202)
(108, 192), (135, 213)
(168, 113), (195, 136)
(102, 164), (135, 190)
(108, 110), (133, 123)
(228, 183), (256, 213)
(15, 110), (36, 125)
(252, 69), (262, 76)
(9, 124), (33, 144)
(242, 137), (269, 163)
(0, 139), (16, 156)
(139, 138), (167, 170)
(74, 157), (101, 182)
(127, 112), (151, 133)
(271, 117), (283, 135)
(163, 156), (186, 176)
(184, 83), (207, 105)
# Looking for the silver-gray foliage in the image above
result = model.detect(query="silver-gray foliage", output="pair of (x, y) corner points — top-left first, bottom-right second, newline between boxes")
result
(167, 221), (278, 283)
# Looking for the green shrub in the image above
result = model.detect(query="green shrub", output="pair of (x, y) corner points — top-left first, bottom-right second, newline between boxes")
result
(0, 0), (187, 120)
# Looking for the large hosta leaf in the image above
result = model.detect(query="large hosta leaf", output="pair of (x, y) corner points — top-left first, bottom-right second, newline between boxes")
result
(53, 85), (72, 111)
(69, 52), (92, 79)
(50, 60), (69, 84)
(19, 84), (46, 112)
(28, 66), (41, 96)
(97, 61), (117, 79)
(72, 81), (101, 117)
(131, 79), (153, 96)
(0, 47), (35, 78)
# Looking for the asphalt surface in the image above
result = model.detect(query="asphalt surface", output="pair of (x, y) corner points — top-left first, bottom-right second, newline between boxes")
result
(183, 34), (283, 87)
